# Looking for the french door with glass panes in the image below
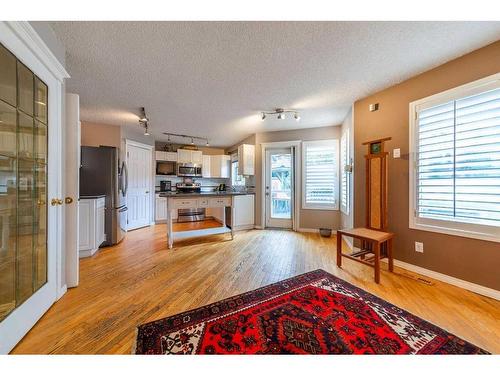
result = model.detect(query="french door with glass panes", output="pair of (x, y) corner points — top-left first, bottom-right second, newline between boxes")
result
(0, 26), (63, 353)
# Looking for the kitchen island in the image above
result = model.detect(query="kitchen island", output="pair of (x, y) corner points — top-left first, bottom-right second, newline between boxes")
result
(159, 191), (252, 249)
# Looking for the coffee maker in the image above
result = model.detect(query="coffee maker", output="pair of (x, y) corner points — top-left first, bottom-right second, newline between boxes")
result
(160, 180), (171, 192)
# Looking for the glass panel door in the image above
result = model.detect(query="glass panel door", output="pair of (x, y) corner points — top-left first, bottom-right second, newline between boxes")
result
(265, 148), (293, 229)
(0, 42), (48, 322)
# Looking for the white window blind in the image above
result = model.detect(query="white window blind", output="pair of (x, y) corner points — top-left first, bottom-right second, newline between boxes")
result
(302, 140), (339, 210)
(416, 86), (500, 228)
(340, 131), (349, 214)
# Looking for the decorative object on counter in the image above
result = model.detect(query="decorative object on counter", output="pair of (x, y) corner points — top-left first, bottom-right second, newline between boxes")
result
(260, 108), (300, 121)
(138, 107), (150, 136)
(162, 132), (209, 147)
(218, 183), (226, 191)
(134, 269), (488, 354)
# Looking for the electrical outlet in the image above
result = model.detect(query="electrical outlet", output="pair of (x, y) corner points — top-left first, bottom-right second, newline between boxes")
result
(393, 148), (401, 158)
(415, 241), (424, 253)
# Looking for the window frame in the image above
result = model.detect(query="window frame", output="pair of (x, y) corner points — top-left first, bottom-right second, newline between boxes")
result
(340, 129), (350, 215)
(409, 72), (500, 243)
(302, 139), (339, 211)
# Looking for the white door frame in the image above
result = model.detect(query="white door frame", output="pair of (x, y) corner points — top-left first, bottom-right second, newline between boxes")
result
(261, 141), (301, 231)
(0, 21), (69, 353)
(125, 139), (155, 229)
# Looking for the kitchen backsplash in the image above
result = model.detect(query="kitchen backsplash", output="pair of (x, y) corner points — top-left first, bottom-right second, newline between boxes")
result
(155, 175), (230, 190)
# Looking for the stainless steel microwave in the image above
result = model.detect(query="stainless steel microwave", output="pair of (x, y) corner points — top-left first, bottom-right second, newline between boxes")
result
(177, 163), (202, 177)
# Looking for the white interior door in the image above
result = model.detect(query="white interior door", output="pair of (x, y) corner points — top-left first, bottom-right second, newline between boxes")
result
(265, 148), (293, 229)
(126, 141), (153, 230)
(0, 22), (67, 353)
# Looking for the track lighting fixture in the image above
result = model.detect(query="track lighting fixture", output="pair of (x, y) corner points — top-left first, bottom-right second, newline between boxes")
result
(139, 107), (151, 135)
(260, 108), (300, 122)
(162, 132), (210, 147)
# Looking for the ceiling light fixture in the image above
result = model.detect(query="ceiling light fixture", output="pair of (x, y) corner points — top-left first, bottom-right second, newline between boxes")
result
(138, 106), (151, 135)
(163, 132), (209, 147)
(260, 108), (300, 122)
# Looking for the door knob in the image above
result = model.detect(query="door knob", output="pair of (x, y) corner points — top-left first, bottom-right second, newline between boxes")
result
(145, 191), (149, 194)
(65, 197), (74, 204)
(51, 198), (63, 206)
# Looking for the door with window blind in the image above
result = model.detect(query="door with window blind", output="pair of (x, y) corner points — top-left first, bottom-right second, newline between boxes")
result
(415, 85), (500, 228)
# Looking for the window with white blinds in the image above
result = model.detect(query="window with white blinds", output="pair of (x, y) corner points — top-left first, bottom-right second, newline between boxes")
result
(340, 130), (350, 214)
(410, 73), (500, 242)
(302, 140), (339, 210)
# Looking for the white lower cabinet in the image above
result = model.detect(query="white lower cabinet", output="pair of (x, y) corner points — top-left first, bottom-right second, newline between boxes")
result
(233, 194), (255, 230)
(155, 194), (177, 222)
(79, 197), (105, 258)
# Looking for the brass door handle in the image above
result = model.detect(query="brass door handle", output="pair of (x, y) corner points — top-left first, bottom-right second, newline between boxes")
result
(51, 198), (63, 206)
(65, 197), (74, 204)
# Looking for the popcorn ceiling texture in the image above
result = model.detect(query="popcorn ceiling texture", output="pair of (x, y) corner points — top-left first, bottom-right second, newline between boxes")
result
(49, 21), (500, 147)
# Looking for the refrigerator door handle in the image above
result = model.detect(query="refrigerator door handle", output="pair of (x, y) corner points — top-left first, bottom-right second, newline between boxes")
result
(122, 161), (128, 196)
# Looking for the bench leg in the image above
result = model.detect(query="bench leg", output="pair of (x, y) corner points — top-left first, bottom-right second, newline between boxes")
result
(388, 238), (394, 272)
(374, 242), (380, 284)
(336, 233), (342, 268)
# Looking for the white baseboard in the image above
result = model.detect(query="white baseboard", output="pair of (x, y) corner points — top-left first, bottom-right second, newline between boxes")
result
(79, 247), (99, 258)
(254, 225), (263, 229)
(57, 285), (67, 300)
(382, 258), (500, 301)
(297, 227), (318, 233)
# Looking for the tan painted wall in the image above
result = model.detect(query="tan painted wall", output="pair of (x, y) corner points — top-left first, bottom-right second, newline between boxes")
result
(254, 126), (341, 229)
(81, 121), (121, 148)
(353, 41), (500, 290)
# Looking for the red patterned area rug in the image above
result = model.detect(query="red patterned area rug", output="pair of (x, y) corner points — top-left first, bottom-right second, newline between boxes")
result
(134, 269), (488, 354)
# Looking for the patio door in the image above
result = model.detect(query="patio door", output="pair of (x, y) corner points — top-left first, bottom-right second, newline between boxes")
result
(0, 23), (66, 353)
(265, 148), (293, 229)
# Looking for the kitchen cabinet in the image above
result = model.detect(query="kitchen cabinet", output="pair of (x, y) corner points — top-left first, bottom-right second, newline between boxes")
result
(204, 155), (230, 178)
(202, 155), (211, 178)
(177, 149), (203, 164)
(156, 151), (177, 162)
(237, 144), (255, 176)
(79, 197), (105, 257)
(233, 194), (255, 230)
(155, 193), (177, 222)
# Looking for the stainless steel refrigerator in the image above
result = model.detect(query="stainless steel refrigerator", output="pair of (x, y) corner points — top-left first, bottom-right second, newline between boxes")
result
(80, 146), (128, 246)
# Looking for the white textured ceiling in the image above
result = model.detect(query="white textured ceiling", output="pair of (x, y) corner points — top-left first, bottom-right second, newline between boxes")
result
(50, 21), (500, 147)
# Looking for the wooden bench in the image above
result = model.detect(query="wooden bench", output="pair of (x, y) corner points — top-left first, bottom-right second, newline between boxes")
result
(336, 228), (394, 283)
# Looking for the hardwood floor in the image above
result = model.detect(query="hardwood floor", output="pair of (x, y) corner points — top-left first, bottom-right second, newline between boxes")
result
(12, 221), (500, 354)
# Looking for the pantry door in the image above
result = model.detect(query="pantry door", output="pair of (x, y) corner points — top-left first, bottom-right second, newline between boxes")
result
(0, 22), (67, 353)
(126, 140), (153, 230)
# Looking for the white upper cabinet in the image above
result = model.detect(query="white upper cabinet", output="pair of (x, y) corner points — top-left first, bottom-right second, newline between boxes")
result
(202, 155), (211, 178)
(238, 144), (255, 176)
(155, 151), (177, 162)
(177, 149), (203, 164)
(202, 154), (230, 178)
(177, 149), (192, 163)
(191, 150), (203, 164)
(210, 155), (230, 178)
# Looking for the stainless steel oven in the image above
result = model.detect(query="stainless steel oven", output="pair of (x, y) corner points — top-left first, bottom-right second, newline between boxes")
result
(177, 163), (202, 177)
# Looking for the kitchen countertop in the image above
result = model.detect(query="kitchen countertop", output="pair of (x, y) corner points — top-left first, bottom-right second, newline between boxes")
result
(80, 195), (106, 199)
(158, 191), (254, 198)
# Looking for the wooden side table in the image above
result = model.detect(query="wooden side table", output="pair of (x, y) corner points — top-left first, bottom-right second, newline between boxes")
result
(336, 228), (394, 283)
